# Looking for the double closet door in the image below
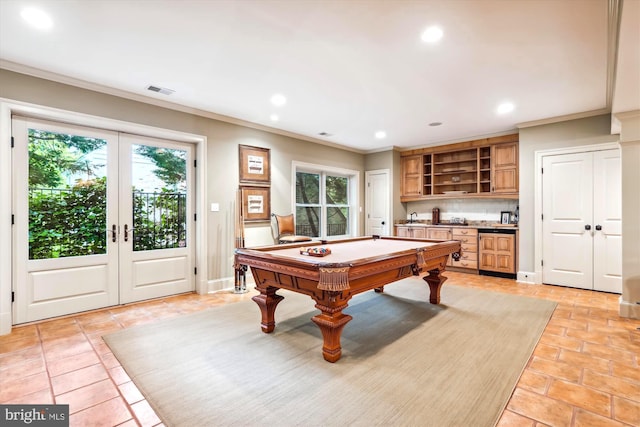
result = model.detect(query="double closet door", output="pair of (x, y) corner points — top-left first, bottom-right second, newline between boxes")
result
(12, 117), (195, 323)
(542, 149), (621, 293)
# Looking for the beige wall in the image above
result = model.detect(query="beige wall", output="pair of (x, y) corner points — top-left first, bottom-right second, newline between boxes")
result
(0, 69), (365, 287)
(363, 149), (406, 225)
(518, 114), (618, 273)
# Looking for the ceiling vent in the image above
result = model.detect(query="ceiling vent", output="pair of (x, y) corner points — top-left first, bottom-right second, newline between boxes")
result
(146, 85), (175, 95)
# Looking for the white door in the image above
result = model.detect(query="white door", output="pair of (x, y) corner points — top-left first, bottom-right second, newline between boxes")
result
(118, 134), (194, 303)
(12, 118), (194, 323)
(592, 150), (622, 293)
(365, 170), (390, 236)
(542, 149), (621, 293)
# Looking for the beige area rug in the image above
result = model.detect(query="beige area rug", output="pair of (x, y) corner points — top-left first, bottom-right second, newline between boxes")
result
(104, 277), (556, 427)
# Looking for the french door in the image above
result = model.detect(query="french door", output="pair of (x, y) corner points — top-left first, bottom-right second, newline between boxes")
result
(12, 117), (194, 323)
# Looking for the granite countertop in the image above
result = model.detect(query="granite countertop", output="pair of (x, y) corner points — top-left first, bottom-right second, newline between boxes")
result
(395, 221), (518, 230)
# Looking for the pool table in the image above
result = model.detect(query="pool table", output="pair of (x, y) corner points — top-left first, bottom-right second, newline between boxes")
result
(234, 236), (461, 362)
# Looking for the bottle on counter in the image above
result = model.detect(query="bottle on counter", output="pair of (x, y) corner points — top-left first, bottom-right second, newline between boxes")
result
(432, 207), (440, 225)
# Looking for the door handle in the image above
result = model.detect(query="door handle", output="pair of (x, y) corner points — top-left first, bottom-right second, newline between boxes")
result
(595, 225), (602, 231)
(124, 224), (135, 242)
(584, 224), (591, 231)
(381, 221), (385, 225)
(107, 225), (117, 243)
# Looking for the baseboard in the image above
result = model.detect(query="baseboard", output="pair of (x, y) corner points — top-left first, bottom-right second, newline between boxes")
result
(517, 271), (537, 284)
(205, 277), (235, 293)
(0, 310), (11, 336)
(619, 297), (640, 319)
(205, 273), (256, 294)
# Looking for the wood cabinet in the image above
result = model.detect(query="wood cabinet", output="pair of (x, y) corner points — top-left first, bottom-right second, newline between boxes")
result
(426, 227), (451, 240)
(492, 142), (518, 193)
(478, 232), (516, 274)
(395, 225), (426, 238)
(400, 135), (518, 200)
(449, 228), (478, 270)
(400, 155), (422, 198)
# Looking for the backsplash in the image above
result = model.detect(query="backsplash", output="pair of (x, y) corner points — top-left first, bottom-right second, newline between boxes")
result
(405, 199), (519, 223)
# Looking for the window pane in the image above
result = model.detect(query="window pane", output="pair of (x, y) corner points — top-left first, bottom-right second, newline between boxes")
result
(295, 206), (321, 237)
(326, 175), (348, 205)
(28, 128), (108, 259)
(327, 207), (349, 236)
(296, 172), (320, 204)
(132, 144), (187, 251)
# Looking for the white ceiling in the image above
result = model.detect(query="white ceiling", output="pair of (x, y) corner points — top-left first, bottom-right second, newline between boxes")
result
(1, 0), (638, 153)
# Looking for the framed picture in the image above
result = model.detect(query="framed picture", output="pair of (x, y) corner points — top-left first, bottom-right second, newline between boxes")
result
(241, 186), (271, 222)
(239, 145), (270, 185)
(500, 211), (511, 224)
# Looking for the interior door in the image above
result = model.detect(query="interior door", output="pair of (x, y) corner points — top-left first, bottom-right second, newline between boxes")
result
(542, 149), (621, 293)
(365, 170), (389, 236)
(12, 117), (119, 323)
(592, 150), (622, 293)
(542, 152), (593, 289)
(118, 134), (194, 303)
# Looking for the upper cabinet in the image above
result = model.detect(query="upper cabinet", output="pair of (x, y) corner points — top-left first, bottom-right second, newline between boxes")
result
(492, 142), (518, 193)
(400, 134), (518, 201)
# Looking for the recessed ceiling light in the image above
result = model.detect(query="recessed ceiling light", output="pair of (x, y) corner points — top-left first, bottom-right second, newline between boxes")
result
(497, 102), (515, 115)
(270, 114), (279, 122)
(421, 26), (443, 43)
(375, 131), (387, 139)
(429, 122), (443, 127)
(270, 94), (287, 107)
(21, 7), (53, 30)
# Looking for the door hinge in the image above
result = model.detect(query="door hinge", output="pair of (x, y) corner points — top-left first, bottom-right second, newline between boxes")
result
(11, 214), (14, 225)
(11, 136), (14, 148)
(11, 291), (15, 302)
(541, 260), (544, 266)
(194, 159), (197, 168)
(541, 214), (543, 220)
(367, 182), (370, 187)
(194, 267), (197, 275)
(194, 213), (197, 221)
(541, 167), (543, 174)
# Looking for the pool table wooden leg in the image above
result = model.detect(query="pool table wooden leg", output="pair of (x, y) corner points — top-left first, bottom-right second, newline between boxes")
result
(311, 299), (353, 363)
(423, 268), (448, 304)
(252, 285), (284, 333)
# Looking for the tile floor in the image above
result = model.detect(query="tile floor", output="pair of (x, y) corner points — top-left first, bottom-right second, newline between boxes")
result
(1, 272), (638, 426)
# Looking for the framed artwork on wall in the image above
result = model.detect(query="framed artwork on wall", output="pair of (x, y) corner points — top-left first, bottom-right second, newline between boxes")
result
(241, 186), (271, 222)
(239, 145), (270, 185)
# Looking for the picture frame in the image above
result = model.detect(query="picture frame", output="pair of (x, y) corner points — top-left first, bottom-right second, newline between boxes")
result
(239, 145), (270, 185)
(241, 186), (271, 222)
(500, 211), (511, 224)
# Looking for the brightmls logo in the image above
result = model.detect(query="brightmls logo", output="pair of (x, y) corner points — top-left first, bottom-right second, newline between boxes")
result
(1, 405), (68, 426)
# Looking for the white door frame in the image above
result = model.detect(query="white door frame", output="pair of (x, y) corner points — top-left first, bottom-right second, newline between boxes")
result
(0, 99), (208, 335)
(534, 141), (620, 285)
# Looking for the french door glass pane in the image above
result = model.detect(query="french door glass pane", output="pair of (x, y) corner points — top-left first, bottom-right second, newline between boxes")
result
(132, 144), (187, 251)
(28, 128), (108, 259)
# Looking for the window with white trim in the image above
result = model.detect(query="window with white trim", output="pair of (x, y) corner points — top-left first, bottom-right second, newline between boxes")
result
(294, 164), (357, 239)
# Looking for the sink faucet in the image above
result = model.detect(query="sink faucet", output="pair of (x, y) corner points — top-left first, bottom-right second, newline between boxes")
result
(409, 212), (417, 223)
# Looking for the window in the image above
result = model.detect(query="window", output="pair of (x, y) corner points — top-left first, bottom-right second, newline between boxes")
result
(293, 163), (358, 239)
